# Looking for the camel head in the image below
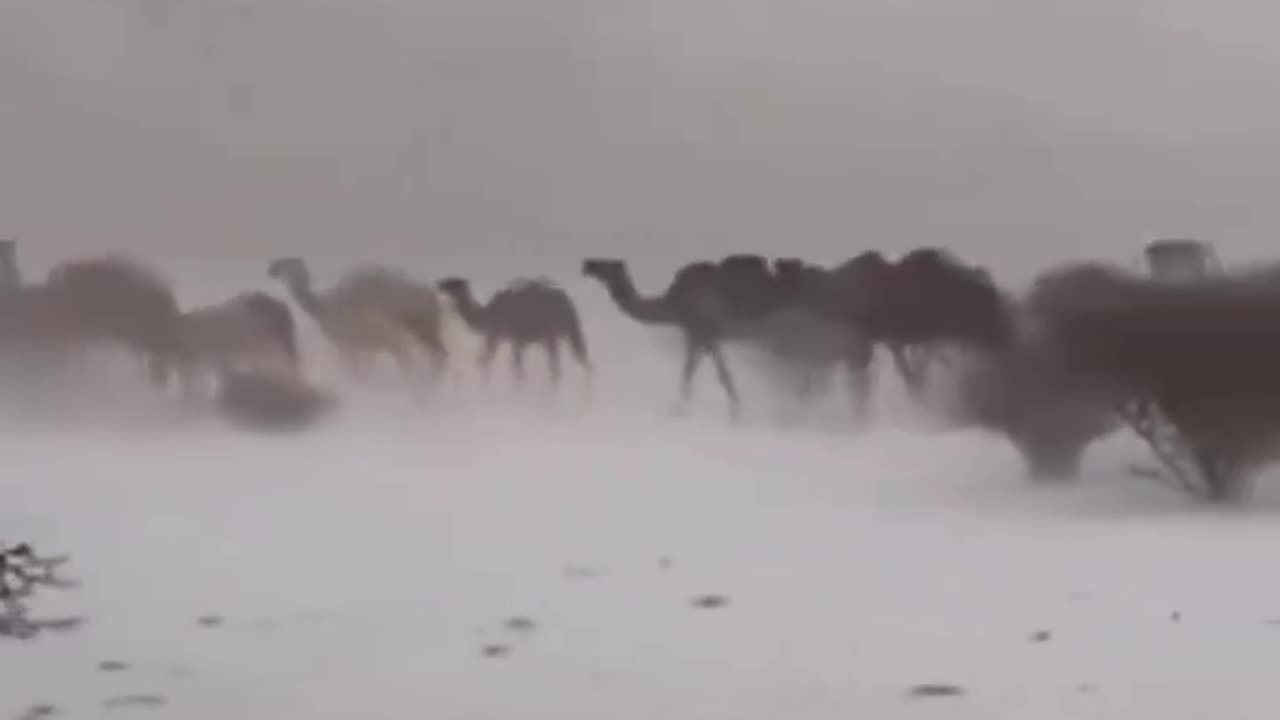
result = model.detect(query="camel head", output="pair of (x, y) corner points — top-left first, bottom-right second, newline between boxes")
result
(267, 257), (309, 287)
(581, 258), (628, 284)
(436, 276), (474, 304)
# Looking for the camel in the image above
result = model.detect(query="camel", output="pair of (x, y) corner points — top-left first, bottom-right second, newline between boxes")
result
(174, 291), (302, 398)
(785, 248), (1006, 401)
(327, 264), (450, 378)
(582, 255), (871, 422)
(821, 249), (1116, 482)
(41, 255), (186, 388)
(267, 257), (430, 380)
(436, 276), (591, 387)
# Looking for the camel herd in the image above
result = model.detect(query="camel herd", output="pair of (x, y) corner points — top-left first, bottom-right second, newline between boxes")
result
(6, 237), (1280, 503)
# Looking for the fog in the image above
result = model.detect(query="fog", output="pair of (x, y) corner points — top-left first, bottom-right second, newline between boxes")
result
(6, 0), (1280, 282)
(14, 5), (1280, 715)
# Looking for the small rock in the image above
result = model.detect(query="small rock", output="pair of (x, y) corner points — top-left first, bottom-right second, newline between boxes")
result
(16, 704), (57, 720)
(481, 644), (511, 658)
(1029, 630), (1051, 643)
(907, 683), (965, 698)
(98, 660), (130, 673)
(196, 614), (223, 628)
(1077, 683), (1096, 694)
(690, 594), (730, 609)
(1170, 611), (1181, 622)
(504, 617), (536, 633)
(658, 557), (675, 570)
(103, 694), (167, 710)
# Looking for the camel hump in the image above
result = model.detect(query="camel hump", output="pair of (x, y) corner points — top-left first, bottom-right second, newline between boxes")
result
(505, 276), (560, 293)
(718, 254), (770, 275)
(334, 264), (438, 311)
(46, 254), (177, 314)
(669, 262), (717, 297)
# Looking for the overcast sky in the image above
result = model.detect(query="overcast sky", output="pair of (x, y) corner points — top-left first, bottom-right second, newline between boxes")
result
(3, 0), (1280, 282)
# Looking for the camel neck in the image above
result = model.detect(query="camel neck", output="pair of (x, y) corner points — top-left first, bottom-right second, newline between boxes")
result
(284, 277), (321, 316)
(599, 274), (673, 325)
(451, 292), (490, 332)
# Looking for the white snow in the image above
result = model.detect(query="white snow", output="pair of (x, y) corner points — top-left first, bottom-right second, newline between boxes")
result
(6, 306), (1280, 720)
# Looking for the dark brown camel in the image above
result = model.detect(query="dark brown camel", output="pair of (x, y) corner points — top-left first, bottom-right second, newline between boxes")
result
(786, 248), (1009, 400)
(582, 255), (871, 422)
(437, 276), (591, 387)
(582, 257), (738, 418)
(40, 255), (186, 388)
(831, 248), (1121, 482)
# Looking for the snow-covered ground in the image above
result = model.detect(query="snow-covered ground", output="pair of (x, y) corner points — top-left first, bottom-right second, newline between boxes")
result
(7, 304), (1280, 720)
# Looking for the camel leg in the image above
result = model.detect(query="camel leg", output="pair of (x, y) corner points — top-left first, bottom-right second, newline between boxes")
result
(568, 332), (592, 376)
(671, 339), (705, 417)
(891, 344), (926, 399)
(418, 332), (449, 388)
(845, 337), (875, 427)
(706, 344), (741, 423)
(510, 342), (526, 388)
(544, 338), (563, 388)
(392, 345), (416, 379)
(476, 337), (499, 387)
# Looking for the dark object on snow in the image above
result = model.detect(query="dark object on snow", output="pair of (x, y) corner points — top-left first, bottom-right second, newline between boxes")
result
(215, 370), (335, 431)
(690, 594), (730, 609)
(102, 694), (167, 710)
(1, 543), (75, 609)
(504, 617), (536, 633)
(16, 703), (58, 720)
(1029, 630), (1052, 643)
(481, 644), (511, 658)
(907, 683), (966, 698)
(195, 614), (224, 627)
(98, 660), (130, 673)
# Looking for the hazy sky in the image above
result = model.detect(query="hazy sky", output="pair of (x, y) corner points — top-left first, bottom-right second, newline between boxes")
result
(4, 0), (1280, 281)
